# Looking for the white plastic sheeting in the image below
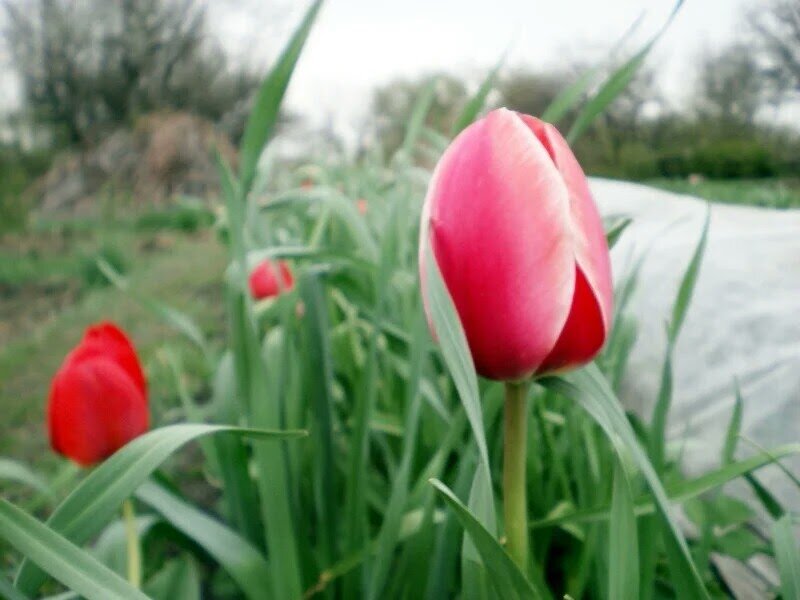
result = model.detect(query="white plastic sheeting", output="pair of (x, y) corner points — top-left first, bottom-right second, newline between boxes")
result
(591, 178), (800, 513)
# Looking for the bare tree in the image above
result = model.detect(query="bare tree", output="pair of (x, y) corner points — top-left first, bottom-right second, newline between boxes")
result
(694, 44), (765, 128)
(746, 0), (800, 99)
(2, 0), (259, 146)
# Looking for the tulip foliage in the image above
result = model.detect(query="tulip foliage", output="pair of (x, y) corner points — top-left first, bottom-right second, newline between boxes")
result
(1, 1), (799, 599)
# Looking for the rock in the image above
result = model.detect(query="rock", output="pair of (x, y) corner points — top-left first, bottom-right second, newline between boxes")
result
(33, 111), (237, 216)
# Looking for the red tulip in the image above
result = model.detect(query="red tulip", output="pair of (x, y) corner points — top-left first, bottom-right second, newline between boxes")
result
(419, 109), (613, 381)
(249, 260), (294, 300)
(356, 198), (368, 215)
(48, 322), (148, 466)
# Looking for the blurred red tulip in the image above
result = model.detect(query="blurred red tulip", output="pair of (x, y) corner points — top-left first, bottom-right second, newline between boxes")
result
(48, 322), (148, 466)
(249, 260), (294, 300)
(419, 109), (613, 381)
(356, 198), (368, 215)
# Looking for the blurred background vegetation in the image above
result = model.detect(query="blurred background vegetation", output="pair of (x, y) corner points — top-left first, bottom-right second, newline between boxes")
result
(0, 0), (798, 466)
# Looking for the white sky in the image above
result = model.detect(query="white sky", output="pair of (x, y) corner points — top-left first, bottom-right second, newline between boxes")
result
(214, 0), (753, 134)
(1, 0), (762, 136)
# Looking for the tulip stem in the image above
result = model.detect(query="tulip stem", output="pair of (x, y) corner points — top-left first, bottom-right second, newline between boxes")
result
(503, 380), (530, 573)
(122, 498), (141, 588)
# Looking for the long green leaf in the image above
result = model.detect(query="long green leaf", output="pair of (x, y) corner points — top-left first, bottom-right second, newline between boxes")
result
(143, 557), (200, 600)
(609, 459), (639, 600)
(367, 307), (428, 599)
(773, 515), (800, 600)
(238, 0), (324, 194)
(136, 481), (271, 600)
(566, 0), (684, 142)
(298, 271), (339, 569)
(0, 499), (148, 600)
(0, 459), (52, 499)
(452, 53), (505, 136)
(430, 480), (544, 600)
(541, 366), (708, 599)
(14, 424), (304, 595)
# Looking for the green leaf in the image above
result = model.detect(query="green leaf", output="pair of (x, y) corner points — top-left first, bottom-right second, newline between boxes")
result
(14, 424), (304, 595)
(421, 242), (493, 504)
(0, 577), (29, 600)
(0, 499), (148, 600)
(367, 307), (428, 600)
(143, 557), (200, 600)
(136, 481), (271, 600)
(541, 9), (644, 124)
(650, 207), (710, 472)
(541, 366), (708, 599)
(722, 383), (743, 465)
(298, 272), (339, 569)
(565, 0), (684, 142)
(452, 53), (505, 136)
(604, 216), (632, 250)
(261, 190), (378, 262)
(532, 443), (800, 529)
(773, 515), (800, 600)
(609, 459), (639, 600)
(238, 0), (324, 194)
(429, 480), (545, 600)
(400, 79), (437, 158)
(0, 459), (52, 499)
(668, 207), (710, 343)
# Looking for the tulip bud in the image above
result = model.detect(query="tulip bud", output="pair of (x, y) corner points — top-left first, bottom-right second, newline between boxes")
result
(48, 322), (148, 466)
(249, 259), (295, 300)
(419, 109), (613, 381)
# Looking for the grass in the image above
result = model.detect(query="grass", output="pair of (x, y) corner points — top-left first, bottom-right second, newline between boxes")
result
(645, 177), (800, 209)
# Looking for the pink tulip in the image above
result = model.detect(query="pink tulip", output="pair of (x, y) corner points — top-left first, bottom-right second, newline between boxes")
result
(419, 108), (613, 381)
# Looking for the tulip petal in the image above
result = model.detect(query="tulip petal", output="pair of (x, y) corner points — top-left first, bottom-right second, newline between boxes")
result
(518, 115), (614, 335)
(66, 322), (147, 399)
(537, 265), (606, 373)
(49, 358), (148, 466)
(423, 108), (576, 380)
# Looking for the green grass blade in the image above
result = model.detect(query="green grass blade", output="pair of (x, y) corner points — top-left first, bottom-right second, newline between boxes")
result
(650, 208), (710, 472)
(367, 307), (428, 599)
(452, 53), (505, 136)
(430, 480), (544, 600)
(0, 459), (52, 499)
(605, 216), (632, 250)
(668, 207), (710, 342)
(261, 189), (379, 262)
(400, 79), (437, 159)
(0, 499), (148, 600)
(609, 459), (639, 600)
(722, 383), (743, 465)
(298, 271), (339, 568)
(136, 481), (271, 600)
(532, 443), (800, 529)
(422, 242), (493, 505)
(14, 425), (304, 595)
(143, 557), (200, 600)
(541, 366), (708, 599)
(773, 515), (800, 600)
(565, 0), (684, 143)
(541, 10), (644, 124)
(238, 0), (324, 195)
(0, 577), (29, 600)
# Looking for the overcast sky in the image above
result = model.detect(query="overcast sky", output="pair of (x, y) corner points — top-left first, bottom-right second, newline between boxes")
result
(210, 0), (754, 134)
(1, 0), (760, 135)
